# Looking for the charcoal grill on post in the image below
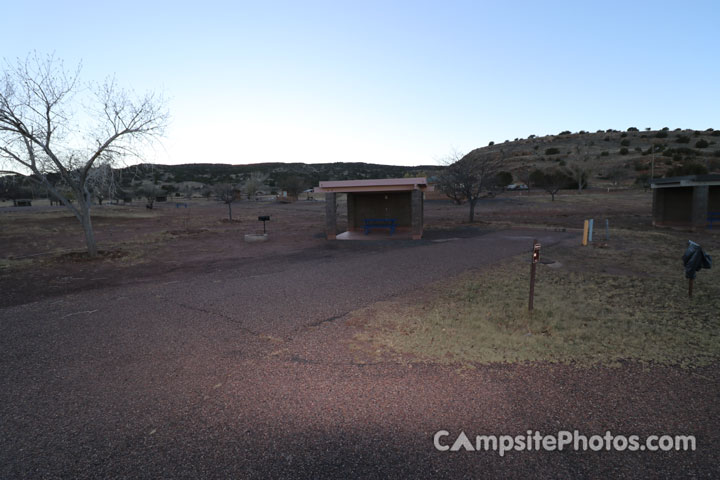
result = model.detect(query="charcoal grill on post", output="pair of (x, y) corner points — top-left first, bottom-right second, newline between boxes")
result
(258, 216), (270, 233)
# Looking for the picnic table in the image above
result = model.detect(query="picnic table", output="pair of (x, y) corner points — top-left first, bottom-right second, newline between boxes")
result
(363, 218), (396, 235)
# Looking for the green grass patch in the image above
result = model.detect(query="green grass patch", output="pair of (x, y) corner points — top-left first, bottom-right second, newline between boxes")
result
(358, 230), (720, 367)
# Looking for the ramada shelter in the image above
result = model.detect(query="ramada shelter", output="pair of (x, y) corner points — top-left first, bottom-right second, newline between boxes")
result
(651, 174), (720, 230)
(314, 178), (432, 240)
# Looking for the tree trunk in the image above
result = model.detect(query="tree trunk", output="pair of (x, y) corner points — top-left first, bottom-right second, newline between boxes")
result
(227, 202), (232, 221)
(468, 200), (476, 222)
(79, 200), (98, 257)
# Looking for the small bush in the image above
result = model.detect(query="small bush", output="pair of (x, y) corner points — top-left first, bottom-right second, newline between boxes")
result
(695, 139), (709, 148)
(711, 130), (720, 137)
(655, 131), (668, 138)
(621, 139), (631, 146)
(662, 127), (670, 131)
(488, 141), (494, 146)
(559, 130), (571, 135)
(604, 136), (610, 141)
(600, 151), (609, 156)
(627, 127), (639, 132)
(621, 132), (628, 138)
(634, 147), (642, 152)
(619, 147), (629, 155)
(545, 147), (561, 155)
(676, 135), (691, 144)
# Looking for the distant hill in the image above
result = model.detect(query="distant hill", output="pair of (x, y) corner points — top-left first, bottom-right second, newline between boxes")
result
(4, 127), (719, 200)
(116, 162), (436, 195)
(464, 127), (720, 186)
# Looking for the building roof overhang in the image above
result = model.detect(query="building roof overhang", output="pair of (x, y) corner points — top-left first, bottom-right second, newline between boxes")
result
(314, 177), (432, 193)
(650, 174), (720, 189)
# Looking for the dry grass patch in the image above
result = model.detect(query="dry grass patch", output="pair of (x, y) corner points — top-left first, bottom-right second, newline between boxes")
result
(356, 229), (720, 367)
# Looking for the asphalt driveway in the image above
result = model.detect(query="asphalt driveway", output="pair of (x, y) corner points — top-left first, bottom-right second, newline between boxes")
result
(2, 228), (717, 478)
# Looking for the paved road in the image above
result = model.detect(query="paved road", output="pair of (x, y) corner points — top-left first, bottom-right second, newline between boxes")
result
(2, 228), (717, 478)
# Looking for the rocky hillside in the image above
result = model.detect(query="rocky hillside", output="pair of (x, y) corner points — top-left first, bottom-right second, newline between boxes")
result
(466, 127), (720, 186)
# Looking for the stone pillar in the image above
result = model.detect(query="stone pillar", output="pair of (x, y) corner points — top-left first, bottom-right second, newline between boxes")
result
(691, 185), (709, 231)
(325, 192), (337, 240)
(651, 188), (664, 226)
(411, 189), (423, 240)
(347, 193), (356, 232)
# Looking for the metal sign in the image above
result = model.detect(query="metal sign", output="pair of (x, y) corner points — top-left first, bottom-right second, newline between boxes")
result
(532, 242), (541, 263)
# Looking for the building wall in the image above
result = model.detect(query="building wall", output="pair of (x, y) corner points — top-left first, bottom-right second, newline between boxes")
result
(660, 187), (693, 224)
(348, 192), (412, 229)
(709, 186), (720, 213)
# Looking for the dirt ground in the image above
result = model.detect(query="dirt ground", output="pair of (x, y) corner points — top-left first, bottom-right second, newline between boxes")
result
(1, 190), (719, 478)
(0, 189), (655, 306)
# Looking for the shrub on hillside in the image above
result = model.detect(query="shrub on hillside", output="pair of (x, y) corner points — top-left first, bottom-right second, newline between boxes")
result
(627, 127), (639, 132)
(545, 147), (561, 155)
(559, 130), (571, 135)
(676, 135), (691, 144)
(621, 139), (631, 146)
(619, 148), (629, 155)
(665, 163), (708, 177)
(655, 131), (668, 138)
(495, 171), (513, 187)
(695, 139), (709, 148)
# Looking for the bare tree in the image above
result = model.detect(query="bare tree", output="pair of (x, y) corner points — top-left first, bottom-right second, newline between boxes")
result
(279, 175), (308, 198)
(215, 183), (238, 220)
(437, 149), (501, 222)
(435, 149), (466, 205)
(244, 171), (267, 199)
(0, 53), (168, 256)
(606, 166), (628, 187)
(533, 168), (570, 201)
(88, 163), (118, 205)
(137, 184), (163, 209)
(566, 163), (590, 194)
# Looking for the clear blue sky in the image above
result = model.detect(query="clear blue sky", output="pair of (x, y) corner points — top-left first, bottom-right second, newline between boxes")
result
(4, 0), (719, 166)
